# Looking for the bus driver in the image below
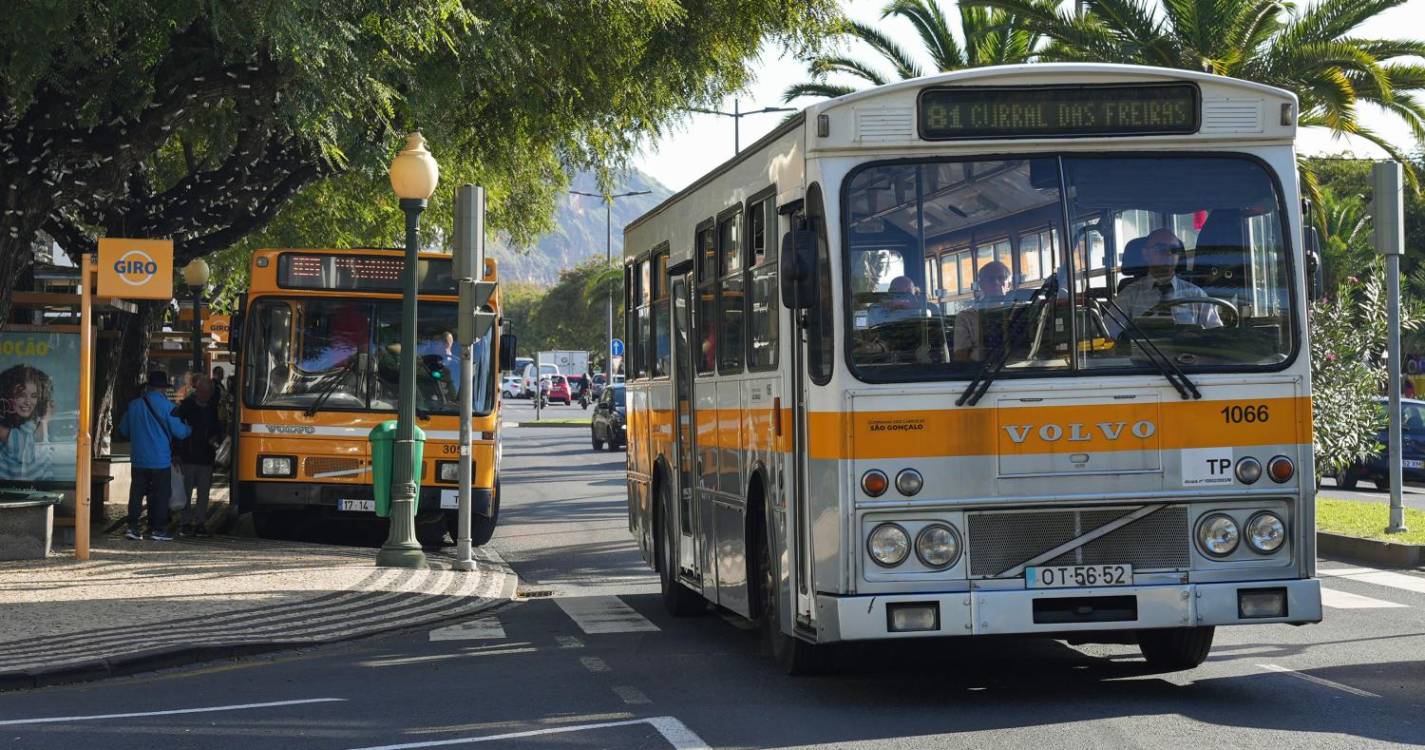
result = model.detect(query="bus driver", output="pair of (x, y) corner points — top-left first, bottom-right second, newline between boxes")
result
(1109, 228), (1222, 336)
(952, 260), (1011, 362)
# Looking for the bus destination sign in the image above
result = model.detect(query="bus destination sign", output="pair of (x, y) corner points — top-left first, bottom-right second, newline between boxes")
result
(918, 83), (1199, 140)
(277, 253), (456, 295)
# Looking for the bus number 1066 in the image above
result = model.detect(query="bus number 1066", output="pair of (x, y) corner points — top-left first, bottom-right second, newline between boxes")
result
(1221, 404), (1269, 424)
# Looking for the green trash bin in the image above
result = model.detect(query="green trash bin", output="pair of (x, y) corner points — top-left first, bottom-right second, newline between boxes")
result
(368, 421), (426, 518)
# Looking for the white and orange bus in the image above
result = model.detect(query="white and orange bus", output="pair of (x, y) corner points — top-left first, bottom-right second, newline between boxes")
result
(622, 64), (1322, 672)
(232, 248), (508, 546)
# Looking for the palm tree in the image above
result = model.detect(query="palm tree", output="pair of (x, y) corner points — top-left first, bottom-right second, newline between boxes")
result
(1315, 187), (1373, 290)
(968, 0), (1425, 189)
(784, 0), (1048, 102)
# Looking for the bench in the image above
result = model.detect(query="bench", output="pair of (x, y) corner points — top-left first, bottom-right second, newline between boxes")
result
(0, 490), (63, 560)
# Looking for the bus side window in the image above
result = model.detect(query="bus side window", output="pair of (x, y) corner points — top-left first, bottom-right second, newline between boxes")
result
(718, 210), (745, 374)
(805, 183), (834, 385)
(696, 222), (717, 376)
(748, 197), (778, 371)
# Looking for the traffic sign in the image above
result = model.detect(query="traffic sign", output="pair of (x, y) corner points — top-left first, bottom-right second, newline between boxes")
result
(611, 338), (624, 357)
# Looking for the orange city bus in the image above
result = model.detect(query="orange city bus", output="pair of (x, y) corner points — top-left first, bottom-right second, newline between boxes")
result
(231, 248), (504, 546)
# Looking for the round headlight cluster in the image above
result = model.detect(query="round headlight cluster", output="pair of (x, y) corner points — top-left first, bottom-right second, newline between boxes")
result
(1246, 512), (1287, 553)
(915, 524), (960, 568)
(867, 523), (910, 567)
(1196, 514), (1240, 557)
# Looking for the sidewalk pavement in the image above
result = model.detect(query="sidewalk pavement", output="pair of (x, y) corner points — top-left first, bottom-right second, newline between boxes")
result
(0, 534), (517, 690)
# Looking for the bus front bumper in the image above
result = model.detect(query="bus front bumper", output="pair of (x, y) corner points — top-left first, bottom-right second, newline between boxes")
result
(237, 482), (492, 518)
(817, 578), (1321, 641)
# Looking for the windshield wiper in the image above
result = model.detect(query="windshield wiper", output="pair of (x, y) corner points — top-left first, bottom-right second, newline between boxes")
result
(957, 275), (1059, 407)
(1096, 298), (1201, 400)
(303, 356), (359, 416)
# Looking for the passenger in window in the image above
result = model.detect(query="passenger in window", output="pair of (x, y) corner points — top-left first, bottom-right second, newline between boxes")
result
(866, 276), (926, 326)
(1110, 228), (1222, 336)
(952, 261), (1011, 362)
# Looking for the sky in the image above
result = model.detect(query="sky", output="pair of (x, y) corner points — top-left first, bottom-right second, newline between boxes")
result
(633, 0), (1425, 193)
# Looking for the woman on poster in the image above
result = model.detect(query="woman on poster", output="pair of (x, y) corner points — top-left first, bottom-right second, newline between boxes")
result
(0, 364), (54, 481)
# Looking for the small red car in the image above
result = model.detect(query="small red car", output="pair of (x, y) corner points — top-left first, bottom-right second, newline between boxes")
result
(545, 375), (572, 405)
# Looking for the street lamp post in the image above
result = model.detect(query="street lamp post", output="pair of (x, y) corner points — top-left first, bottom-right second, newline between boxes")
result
(379, 132), (439, 569)
(570, 189), (650, 380)
(684, 100), (797, 153)
(182, 258), (210, 379)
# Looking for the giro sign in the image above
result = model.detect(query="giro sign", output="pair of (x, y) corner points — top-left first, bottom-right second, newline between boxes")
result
(97, 237), (174, 299)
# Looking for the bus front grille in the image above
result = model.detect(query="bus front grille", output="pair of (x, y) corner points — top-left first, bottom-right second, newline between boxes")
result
(967, 506), (1190, 577)
(304, 457), (366, 479)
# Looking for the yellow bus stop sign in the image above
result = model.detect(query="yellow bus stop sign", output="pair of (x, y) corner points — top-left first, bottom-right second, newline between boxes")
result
(97, 238), (174, 299)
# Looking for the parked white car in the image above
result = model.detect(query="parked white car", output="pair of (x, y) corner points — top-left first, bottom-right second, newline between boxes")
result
(501, 375), (521, 399)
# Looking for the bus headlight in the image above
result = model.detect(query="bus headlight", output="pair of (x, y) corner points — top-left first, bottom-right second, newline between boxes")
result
(867, 523), (910, 567)
(915, 524), (961, 568)
(437, 461), (460, 483)
(1246, 512), (1286, 553)
(1196, 513), (1240, 557)
(259, 455), (295, 477)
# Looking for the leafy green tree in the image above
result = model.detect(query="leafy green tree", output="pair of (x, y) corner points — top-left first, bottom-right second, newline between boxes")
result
(785, 0), (1045, 100)
(1311, 262), (1423, 480)
(971, 0), (1425, 190)
(520, 259), (625, 372)
(1315, 187), (1373, 291)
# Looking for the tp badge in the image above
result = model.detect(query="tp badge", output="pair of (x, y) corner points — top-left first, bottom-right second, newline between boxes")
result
(1182, 448), (1234, 486)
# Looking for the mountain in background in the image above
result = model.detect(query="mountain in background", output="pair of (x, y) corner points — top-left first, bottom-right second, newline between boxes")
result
(488, 169), (674, 286)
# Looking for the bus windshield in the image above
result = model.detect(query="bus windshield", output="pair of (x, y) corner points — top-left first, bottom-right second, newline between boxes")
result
(843, 154), (1294, 382)
(243, 297), (494, 415)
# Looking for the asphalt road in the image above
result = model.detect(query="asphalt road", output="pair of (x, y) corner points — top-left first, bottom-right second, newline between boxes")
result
(5, 402), (1425, 748)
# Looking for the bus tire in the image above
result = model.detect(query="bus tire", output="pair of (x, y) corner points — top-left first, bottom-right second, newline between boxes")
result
(753, 508), (827, 676)
(417, 513), (451, 548)
(656, 481), (703, 617)
(472, 478), (500, 547)
(1137, 626), (1214, 671)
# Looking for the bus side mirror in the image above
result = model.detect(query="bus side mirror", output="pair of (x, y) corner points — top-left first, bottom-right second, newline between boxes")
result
(1304, 225), (1324, 301)
(227, 311), (243, 353)
(780, 230), (817, 310)
(499, 333), (518, 371)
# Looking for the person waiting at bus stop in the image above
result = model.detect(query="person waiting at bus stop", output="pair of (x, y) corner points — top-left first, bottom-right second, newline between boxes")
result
(952, 261), (1012, 362)
(117, 371), (191, 541)
(1109, 228), (1223, 337)
(175, 374), (225, 537)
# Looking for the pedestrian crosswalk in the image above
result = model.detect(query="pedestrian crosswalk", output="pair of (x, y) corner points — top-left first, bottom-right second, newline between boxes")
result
(1319, 565), (1425, 610)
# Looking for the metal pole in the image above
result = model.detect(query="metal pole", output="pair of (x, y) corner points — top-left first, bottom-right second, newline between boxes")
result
(607, 199), (613, 382)
(734, 100), (740, 153)
(192, 285), (203, 379)
(454, 336), (474, 570)
(452, 185), (483, 572)
(377, 198), (429, 568)
(1375, 161), (1407, 533)
(76, 254), (93, 560)
(534, 351), (542, 421)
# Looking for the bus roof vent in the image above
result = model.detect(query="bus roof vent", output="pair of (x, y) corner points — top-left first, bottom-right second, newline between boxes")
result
(855, 107), (914, 142)
(1200, 98), (1264, 134)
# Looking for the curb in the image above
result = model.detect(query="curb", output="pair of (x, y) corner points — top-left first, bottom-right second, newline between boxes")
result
(0, 546), (520, 692)
(505, 421), (591, 428)
(1317, 531), (1425, 569)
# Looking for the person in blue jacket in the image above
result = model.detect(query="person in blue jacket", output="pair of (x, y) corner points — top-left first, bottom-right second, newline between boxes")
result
(116, 371), (191, 541)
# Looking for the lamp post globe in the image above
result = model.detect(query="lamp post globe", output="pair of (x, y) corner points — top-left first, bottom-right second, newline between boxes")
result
(378, 132), (438, 569)
(182, 258), (210, 379)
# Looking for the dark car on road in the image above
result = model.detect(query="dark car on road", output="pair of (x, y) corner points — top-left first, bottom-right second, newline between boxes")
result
(1337, 397), (1425, 490)
(590, 384), (626, 451)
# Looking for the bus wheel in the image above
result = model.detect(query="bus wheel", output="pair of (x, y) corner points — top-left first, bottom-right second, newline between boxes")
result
(755, 512), (826, 675)
(472, 478), (500, 547)
(1137, 626), (1214, 671)
(416, 513), (451, 548)
(657, 482), (703, 617)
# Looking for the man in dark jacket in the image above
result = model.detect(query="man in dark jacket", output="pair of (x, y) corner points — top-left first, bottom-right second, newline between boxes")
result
(176, 375), (224, 537)
(116, 371), (191, 541)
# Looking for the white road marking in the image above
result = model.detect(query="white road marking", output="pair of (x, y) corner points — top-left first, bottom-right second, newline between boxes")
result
(0, 698), (346, 727)
(1320, 586), (1408, 610)
(554, 635), (585, 649)
(579, 655), (611, 673)
(555, 595), (660, 634)
(428, 618), (506, 641)
(611, 685), (651, 705)
(1258, 664), (1380, 698)
(342, 716), (709, 749)
(1319, 567), (1425, 596)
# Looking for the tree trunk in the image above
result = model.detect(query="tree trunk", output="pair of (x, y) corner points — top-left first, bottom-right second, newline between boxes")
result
(97, 301), (163, 454)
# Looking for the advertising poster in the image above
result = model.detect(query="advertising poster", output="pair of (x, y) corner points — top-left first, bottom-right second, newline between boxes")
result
(0, 332), (80, 487)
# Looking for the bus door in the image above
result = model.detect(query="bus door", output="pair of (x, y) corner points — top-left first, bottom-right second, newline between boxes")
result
(670, 270), (703, 587)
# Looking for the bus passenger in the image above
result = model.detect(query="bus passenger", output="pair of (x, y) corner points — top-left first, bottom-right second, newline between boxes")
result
(866, 276), (925, 326)
(1109, 228), (1222, 337)
(952, 261), (1011, 362)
